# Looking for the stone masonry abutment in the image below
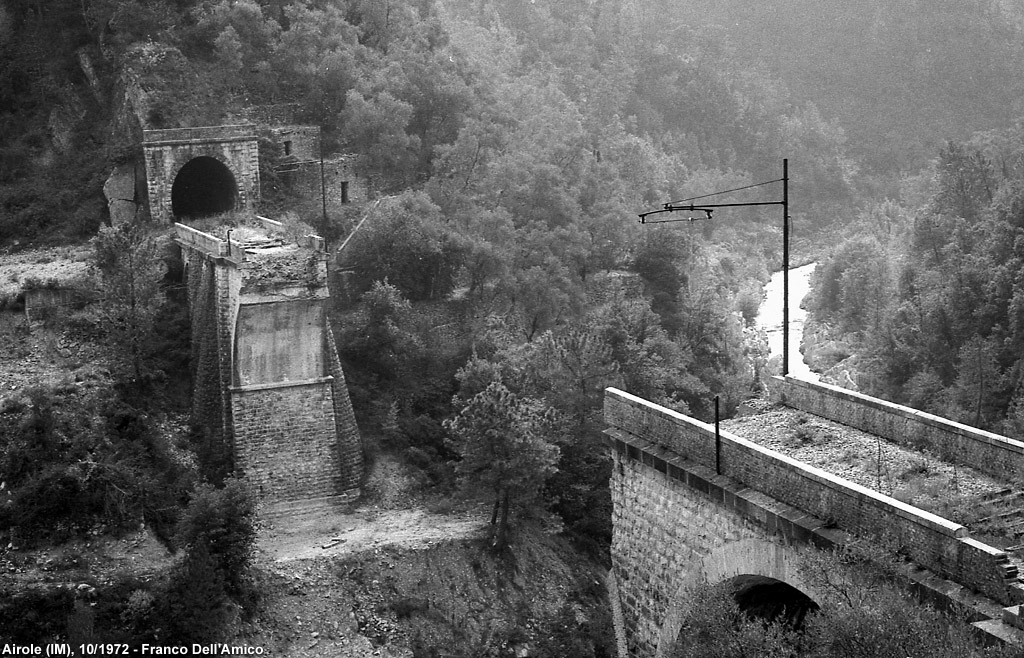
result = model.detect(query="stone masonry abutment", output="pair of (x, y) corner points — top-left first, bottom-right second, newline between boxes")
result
(605, 387), (1024, 657)
(176, 218), (362, 508)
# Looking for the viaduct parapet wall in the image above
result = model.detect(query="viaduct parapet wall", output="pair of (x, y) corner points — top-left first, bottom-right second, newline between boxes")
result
(605, 387), (1024, 656)
(768, 375), (1024, 482)
(605, 387), (1024, 603)
(176, 221), (362, 506)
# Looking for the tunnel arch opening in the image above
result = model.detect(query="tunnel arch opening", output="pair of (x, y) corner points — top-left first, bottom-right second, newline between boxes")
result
(728, 574), (820, 630)
(171, 156), (238, 219)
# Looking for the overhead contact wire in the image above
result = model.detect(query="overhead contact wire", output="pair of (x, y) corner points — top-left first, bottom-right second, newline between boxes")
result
(665, 178), (783, 206)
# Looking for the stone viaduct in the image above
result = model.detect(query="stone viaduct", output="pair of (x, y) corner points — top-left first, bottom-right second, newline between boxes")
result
(174, 217), (362, 509)
(605, 376), (1024, 657)
(141, 123), (365, 511)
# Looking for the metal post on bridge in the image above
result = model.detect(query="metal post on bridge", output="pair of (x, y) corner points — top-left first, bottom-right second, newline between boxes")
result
(638, 159), (792, 376)
(782, 159), (790, 377)
(715, 395), (721, 475)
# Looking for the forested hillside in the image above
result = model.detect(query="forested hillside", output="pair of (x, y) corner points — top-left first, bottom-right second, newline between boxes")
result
(5, 0), (1024, 649)
(0, 0), (864, 464)
(2, 0), (1023, 536)
(672, 0), (1024, 180)
(808, 130), (1024, 438)
(1, 0), (863, 242)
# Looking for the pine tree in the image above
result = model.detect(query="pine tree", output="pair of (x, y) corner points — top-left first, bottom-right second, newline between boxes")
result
(92, 224), (166, 383)
(444, 382), (560, 548)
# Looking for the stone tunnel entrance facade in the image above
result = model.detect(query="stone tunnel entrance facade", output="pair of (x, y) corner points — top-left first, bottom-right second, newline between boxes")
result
(143, 125), (260, 223)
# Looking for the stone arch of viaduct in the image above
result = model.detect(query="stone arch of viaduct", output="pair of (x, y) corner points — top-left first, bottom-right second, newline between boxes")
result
(143, 125), (260, 223)
(604, 386), (1024, 658)
(654, 538), (821, 654)
(609, 427), (822, 658)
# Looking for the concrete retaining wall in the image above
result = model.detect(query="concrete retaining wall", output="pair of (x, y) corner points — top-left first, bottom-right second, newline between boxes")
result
(768, 375), (1024, 482)
(233, 298), (326, 386)
(604, 387), (1021, 605)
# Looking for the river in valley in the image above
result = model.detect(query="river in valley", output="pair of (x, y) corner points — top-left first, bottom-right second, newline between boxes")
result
(756, 262), (818, 381)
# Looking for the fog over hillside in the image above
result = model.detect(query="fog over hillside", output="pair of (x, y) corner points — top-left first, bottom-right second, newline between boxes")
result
(4, 1), (1024, 654)
(663, 0), (1024, 175)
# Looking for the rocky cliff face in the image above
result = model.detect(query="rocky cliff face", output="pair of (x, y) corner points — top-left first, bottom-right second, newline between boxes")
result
(103, 162), (142, 225)
(102, 49), (157, 225)
(800, 317), (861, 390)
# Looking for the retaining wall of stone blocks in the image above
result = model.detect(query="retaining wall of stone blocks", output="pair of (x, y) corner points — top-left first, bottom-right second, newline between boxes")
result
(231, 379), (344, 501)
(608, 439), (768, 657)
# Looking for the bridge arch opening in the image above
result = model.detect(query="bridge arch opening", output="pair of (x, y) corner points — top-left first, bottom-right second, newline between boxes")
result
(667, 578), (821, 658)
(171, 156), (238, 219)
(728, 574), (820, 630)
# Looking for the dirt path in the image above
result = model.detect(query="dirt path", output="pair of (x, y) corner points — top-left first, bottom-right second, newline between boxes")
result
(246, 459), (494, 658)
(257, 506), (488, 563)
(256, 453), (491, 564)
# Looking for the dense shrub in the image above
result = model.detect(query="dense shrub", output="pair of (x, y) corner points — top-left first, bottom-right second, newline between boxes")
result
(545, 440), (612, 565)
(175, 478), (257, 599)
(0, 586), (76, 644)
(0, 386), (194, 547)
(155, 540), (233, 644)
(342, 192), (466, 302)
(533, 602), (615, 658)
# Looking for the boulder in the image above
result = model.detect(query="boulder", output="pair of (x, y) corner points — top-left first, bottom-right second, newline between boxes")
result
(103, 163), (139, 226)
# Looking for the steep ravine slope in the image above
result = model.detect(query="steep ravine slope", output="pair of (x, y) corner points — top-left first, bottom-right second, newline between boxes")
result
(242, 526), (612, 657)
(233, 456), (615, 657)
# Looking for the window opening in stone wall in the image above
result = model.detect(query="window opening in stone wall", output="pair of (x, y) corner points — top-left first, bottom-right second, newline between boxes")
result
(284, 140), (292, 156)
(341, 181), (349, 204)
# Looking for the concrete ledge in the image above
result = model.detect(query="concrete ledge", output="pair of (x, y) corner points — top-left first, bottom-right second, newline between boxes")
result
(231, 376), (333, 393)
(974, 618), (1024, 646)
(143, 135), (256, 147)
(174, 222), (224, 255)
(143, 124), (256, 144)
